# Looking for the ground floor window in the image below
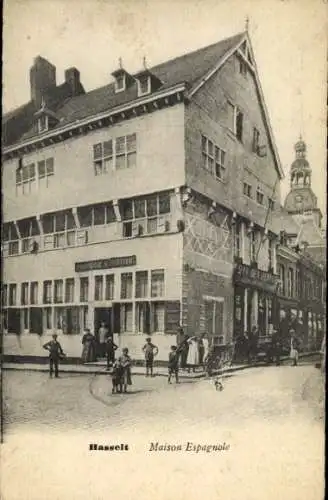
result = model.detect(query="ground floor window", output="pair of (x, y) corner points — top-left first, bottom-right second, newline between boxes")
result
(204, 297), (224, 343)
(113, 300), (179, 334)
(120, 303), (133, 332)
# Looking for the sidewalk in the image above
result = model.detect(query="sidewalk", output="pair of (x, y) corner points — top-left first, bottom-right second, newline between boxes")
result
(2, 352), (319, 378)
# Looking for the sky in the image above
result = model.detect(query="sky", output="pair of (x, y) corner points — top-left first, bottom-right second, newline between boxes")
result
(3, 0), (327, 214)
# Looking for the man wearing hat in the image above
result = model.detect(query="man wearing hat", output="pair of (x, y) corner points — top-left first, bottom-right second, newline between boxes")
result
(142, 337), (158, 377)
(43, 333), (65, 378)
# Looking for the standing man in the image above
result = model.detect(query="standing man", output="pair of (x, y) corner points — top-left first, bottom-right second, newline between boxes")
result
(289, 329), (300, 366)
(43, 334), (65, 378)
(98, 322), (108, 358)
(271, 328), (282, 366)
(142, 337), (158, 377)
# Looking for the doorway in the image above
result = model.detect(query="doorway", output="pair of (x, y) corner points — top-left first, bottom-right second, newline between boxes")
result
(94, 307), (112, 337)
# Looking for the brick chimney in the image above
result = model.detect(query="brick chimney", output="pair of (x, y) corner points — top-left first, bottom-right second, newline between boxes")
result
(65, 67), (81, 97)
(30, 56), (56, 107)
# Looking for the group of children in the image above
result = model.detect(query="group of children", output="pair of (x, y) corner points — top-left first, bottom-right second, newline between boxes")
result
(110, 338), (181, 392)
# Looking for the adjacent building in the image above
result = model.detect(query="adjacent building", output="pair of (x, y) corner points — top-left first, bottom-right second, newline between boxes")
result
(1, 31), (297, 361)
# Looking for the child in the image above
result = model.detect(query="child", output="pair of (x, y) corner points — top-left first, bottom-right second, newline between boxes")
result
(118, 348), (132, 393)
(142, 337), (158, 377)
(111, 360), (124, 394)
(168, 345), (179, 384)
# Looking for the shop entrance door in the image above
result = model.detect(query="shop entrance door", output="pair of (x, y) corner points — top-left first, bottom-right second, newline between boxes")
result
(94, 307), (112, 338)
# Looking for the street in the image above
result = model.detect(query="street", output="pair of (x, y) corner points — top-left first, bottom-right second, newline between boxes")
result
(1, 362), (324, 500)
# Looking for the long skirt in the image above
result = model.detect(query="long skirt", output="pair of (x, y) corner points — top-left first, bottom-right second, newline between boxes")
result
(81, 342), (96, 362)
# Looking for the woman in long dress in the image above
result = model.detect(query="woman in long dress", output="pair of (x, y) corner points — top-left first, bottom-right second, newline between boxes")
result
(187, 336), (199, 372)
(81, 329), (96, 363)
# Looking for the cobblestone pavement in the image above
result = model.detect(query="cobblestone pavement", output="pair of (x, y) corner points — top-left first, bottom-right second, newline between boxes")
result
(2, 361), (324, 500)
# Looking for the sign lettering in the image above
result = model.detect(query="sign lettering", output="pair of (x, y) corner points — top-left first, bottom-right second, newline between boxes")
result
(75, 255), (137, 273)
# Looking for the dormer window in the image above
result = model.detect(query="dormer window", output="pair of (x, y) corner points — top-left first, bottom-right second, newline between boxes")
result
(135, 63), (162, 98)
(138, 75), (151, 96)
(38, 114), (49, 133)
(115, 73), (126, 92)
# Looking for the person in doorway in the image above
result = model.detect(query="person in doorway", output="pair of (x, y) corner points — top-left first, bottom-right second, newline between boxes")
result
(187, 336), (199, 372)
(98, 322), (108, 358)
(248, 326), (259, 364)
(168, 345), (179, 384)
(43, 334), (65, 378)
(81, 329), (96, 363)
(177, 333), (190, 369)
(290, 330), (300, 366)
(118, 348), (132, 393)
(142, 337), (159, 377)
(105, 335), (118, 370)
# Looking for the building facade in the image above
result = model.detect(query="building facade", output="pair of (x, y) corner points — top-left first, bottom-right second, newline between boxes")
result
(2, 31), (284, 360)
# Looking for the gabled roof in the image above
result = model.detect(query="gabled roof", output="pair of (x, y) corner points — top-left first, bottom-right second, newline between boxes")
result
(3, 32), (244, 148)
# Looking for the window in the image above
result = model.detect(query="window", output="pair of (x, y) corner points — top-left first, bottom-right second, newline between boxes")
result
(43, 280), (52, 304)
(121, 193), (171, 238)
(38, 114), (48, 133)
(151, 270), (165, 297)
(54, 280), (64, 303)
(201, 135), (226, 180)
(256, 187), (264, 205)
(120, 303), (133, 332)
(268, 198), (275, 211)
(287, 268), (294, 297)
(234, 222), (241, 258)
(278, 265), (285, 295)
(105, 275), (115, 300)
(268, 240), (274, 270)
(65, 278), (75, 303)
(239, 57), (247, 76)
(18, 218), (40, 253)
(2, 284), (8, 307)
(121, 273), (133, 299)
(93, 134), (136, 174)
(153, 302), (165, 331)
(243, 182), (252, 198)
(116, 134), (137, 170)
(16, 163), (36, 196)
(30, 282), (38, 304)
(21, 282), (29, 305)
(23, 308), (29, 330)
(252, 128), (260, 153)
(138, 76), (150, 96)
(3, 222), (19, 256)
(115, 73), (125, 92)
(236, 109), (244, 141)
(93, 140), (113, 175)
(80, 277), (89, 302)
(44, 307), (52, 329)
(38, 158), (54, 188)
(249, 232), (256, 262)
(9, 284), (17, 306)
(94, 275), (104, 301)
(135, 271), (148, 298)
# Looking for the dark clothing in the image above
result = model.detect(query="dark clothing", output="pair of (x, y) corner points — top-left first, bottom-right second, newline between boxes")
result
(198, 339), (205, 365)
(118, 354), (132, 389)
(143, 342), (158, 373)
(168, 351), (179, 383)
(43, 339), (64, 377)
(81, 333), (96, 363)
(177, 336), (189, 368)
(111, 363), (124, 393)
(105, 337), (118, 368)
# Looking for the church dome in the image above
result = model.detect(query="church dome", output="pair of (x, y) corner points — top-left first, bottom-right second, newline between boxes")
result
(290, 157), (310, 171)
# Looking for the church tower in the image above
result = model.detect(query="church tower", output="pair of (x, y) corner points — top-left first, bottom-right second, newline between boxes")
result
(284, 137), (322, 227)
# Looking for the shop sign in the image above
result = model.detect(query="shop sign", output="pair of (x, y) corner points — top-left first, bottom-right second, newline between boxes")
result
(233, 263), (280, 294)
(75, 255), (136, 272)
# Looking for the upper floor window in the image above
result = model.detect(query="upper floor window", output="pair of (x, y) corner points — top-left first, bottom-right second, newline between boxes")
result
(268, 239), (274, 270)
(80, 277), (89, 302)
(105, 275), (115, 300)
(77, 202), (116, 228)
(268, 198), (275, 211)
(137, 75), (151, 96)
(115, 73), (126, 93)
(54, 280), (64, 304)
(135, 271), (148, 298)
(239, 57), (247, 76)
(243, 182), (252, 198)
(121, 273), (133, 299)
(278, 264), (285, 295)
(287, 268), (294, 297)
(65, 278), (75, 303)
(94, 275), (104, 301)
(227, 103), (243, 140)
(249, 231), (256, 262)
(201, 135), (226, 180)
(38, 114), (48, 133)
(121, 192), (170, 238)
(93, 134), (136, 175)
(151, 270), (165, 297)
(9, 284), (17, 306)
(2, 284), (8, 307)
(16, 157), (54, 196)
(3, 222), (19, 255)
(43, 280), (52, 304)
(21, 282), (29, 305)
(252, 128), (260, 153)
(256, 187), (264, 205)
(233, 222), (241, 258)
(38, 158), (54, 187)
(30, 282), (38, 305)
